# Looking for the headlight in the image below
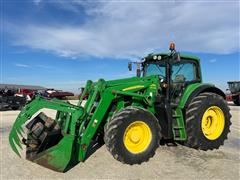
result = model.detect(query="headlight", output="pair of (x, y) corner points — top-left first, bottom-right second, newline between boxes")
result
(153, 55), (157, 60)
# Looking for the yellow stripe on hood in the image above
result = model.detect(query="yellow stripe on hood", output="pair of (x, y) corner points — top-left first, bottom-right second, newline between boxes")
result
(122, 85), (145, 91)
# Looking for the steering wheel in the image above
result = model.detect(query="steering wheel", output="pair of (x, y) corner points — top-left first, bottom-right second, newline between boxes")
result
(158, 75), (165, 81)
(158, 75), (168, 89)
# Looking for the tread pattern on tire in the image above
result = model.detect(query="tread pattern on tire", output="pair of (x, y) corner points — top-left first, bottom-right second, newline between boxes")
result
(104, 106), (161, 165)
(185, 92), (232, 150)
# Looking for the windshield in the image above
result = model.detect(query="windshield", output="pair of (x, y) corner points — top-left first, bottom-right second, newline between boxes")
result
(145, 63), (166, 77)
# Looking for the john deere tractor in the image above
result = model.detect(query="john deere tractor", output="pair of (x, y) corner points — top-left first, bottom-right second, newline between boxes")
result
(227, 81), (240, 105)
(9, 43), (231, 172)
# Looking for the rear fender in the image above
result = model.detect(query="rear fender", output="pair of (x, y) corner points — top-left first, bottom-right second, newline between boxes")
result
(178, 83), (225, 109)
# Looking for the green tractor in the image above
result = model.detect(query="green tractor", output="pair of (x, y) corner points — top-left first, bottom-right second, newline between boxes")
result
(227, 81), (240, 105)
(9, 43), (231, 172)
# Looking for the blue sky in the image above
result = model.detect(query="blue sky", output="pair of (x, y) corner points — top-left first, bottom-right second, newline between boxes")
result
(1, 0), (239, 93)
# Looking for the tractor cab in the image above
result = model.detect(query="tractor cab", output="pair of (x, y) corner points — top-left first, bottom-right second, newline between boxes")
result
(129, 43), (202, 103)
(143, 53), (201, 83)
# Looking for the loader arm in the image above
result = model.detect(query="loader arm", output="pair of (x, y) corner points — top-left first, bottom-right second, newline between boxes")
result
(77, 76), (160, 160)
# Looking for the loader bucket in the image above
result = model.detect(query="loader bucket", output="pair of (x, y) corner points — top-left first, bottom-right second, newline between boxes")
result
(9, 112), (76, 172)
(28, 135), (75, 172)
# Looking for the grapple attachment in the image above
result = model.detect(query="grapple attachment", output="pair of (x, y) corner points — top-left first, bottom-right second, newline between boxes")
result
(9, 96), (85, 172)
(22, 112), (73, 172)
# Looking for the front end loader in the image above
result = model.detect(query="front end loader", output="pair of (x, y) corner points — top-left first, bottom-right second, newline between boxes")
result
(9, 43), (231, 172)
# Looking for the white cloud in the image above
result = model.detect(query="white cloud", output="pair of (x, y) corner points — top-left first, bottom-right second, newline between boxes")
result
(14, 63), (53, 69)
(35, 65), (52, 69)
(14, 63), (30, 68)
(8, 1), (239, 59)
(209, 58), (217, 63)
(33, 0), (42, 5)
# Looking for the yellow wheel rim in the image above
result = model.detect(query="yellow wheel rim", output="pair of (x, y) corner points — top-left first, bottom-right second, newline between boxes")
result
(201, 106), (225, 140)
(123, 121), (152, 154)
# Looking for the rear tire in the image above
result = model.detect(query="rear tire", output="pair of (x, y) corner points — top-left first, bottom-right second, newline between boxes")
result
(185, 92), (231, 150)
(104, 106), (161, 164)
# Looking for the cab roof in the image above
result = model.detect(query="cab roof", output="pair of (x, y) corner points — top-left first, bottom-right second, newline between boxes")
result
(144, 52), (200, 62)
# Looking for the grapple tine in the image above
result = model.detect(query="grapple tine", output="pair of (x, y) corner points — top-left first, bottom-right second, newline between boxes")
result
(9, 120), (25, 156)
(16, 127), (24, 138)
(12, 130), (23, 150)
(19, 126), (24, 134)
(9, 133), (21, 157)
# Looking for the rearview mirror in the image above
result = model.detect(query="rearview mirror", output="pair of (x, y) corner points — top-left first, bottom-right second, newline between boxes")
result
(128, 62), (132, 71)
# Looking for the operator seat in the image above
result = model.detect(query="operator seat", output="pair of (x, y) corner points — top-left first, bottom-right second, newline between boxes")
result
(174, 74), (186, 83)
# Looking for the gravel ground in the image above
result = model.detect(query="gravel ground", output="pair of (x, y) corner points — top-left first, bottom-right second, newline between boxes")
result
(0, 101), (239, 180)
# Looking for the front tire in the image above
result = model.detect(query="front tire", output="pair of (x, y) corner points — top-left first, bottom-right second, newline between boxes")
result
(104, 106), (161, 164)
(185, 92), (231, 150)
